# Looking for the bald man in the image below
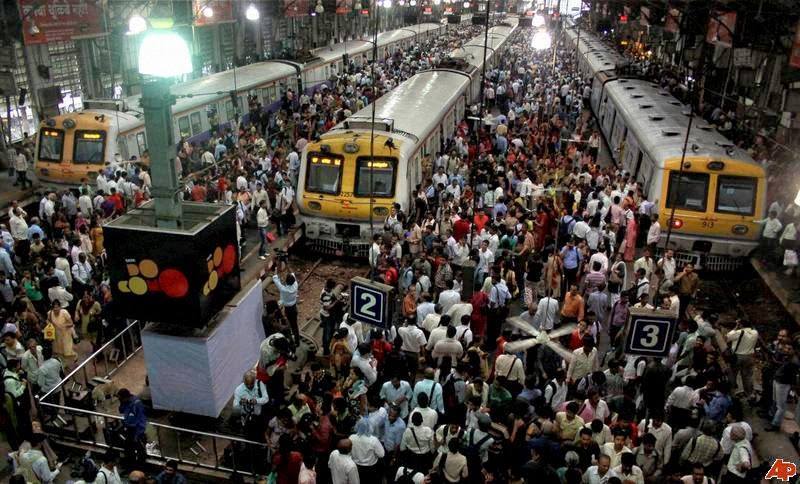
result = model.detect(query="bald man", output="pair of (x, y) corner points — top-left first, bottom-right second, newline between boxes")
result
(328, 439), (360, 483)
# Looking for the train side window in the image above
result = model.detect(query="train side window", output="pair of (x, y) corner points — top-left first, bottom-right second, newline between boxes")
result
(268, 86), (277, 103)
(715, 175), (756, 216)
(73, 130), (107, 164)
(38, 128), (64, 162)
(136, 132), (147, 154)
(225, 100), (234, 121)
(206, 104), (219, 131)
(178, 116), (191, 138)
(666, 172), (709, 212)
(190, 112), (202, 136)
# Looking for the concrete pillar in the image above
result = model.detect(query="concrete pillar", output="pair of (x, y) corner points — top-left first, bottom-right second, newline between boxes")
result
(78, 39), (102, 99)
(23, 44), (57, 119)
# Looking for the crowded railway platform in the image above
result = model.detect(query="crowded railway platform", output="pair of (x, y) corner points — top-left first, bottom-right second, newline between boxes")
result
(2, 2), (800, 484)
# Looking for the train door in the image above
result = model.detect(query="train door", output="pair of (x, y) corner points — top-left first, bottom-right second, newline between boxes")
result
(610, 115), (626, 161)
(622, 132), (640, 175)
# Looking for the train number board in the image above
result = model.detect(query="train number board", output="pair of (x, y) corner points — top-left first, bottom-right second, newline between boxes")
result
(350, 277), (395, 329)
(624, 308), (678, 358)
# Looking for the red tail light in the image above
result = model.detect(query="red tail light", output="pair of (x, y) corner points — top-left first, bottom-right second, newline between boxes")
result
(671, 218), (684, 229)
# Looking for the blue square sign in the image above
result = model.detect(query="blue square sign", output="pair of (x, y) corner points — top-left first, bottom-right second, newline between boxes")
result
(624, 309), (678, 357)
(350, 277), (395, 329)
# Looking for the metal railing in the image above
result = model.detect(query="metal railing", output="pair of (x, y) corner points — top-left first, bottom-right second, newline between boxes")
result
(38, 320), (270, 478)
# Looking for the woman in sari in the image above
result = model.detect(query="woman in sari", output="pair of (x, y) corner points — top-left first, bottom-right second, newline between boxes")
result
(470, 277), (492, 337)
(543, 250), (563, 300)
(623, 212), (639, 262)
(74, 292), (102, 350)
(47, 300), (76, 361)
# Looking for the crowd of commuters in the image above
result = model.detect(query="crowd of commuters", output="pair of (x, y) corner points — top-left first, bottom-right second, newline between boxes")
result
(3, 15), (797, 484)
(235, 24), (791, 484)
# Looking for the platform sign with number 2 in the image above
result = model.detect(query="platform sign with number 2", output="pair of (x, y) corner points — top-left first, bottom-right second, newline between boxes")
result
(350, 277), (395, 329)
(623, 308), (678, 358)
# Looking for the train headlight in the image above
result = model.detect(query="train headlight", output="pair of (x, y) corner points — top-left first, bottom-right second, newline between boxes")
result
(373, 207), (389, 216)
(670, 218), (684, 229)
(732, 225), (748, 235)
(308, 201), (322, 210)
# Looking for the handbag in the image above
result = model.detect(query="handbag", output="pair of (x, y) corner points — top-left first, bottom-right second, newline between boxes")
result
(266, 232), (277, 243)
(44, 312), (56, 341)
(784, 249), (798, 267)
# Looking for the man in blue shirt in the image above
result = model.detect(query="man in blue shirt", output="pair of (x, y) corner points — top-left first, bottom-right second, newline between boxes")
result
(560, 239), (582, 288)
(214, 139), (227, 160)
(273, 268), (299, 345)
(117, 388), (147, 468)
(381, 406), (407, 458)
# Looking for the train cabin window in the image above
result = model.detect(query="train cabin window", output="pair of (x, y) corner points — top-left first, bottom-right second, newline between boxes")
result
(715, 175), (757, 216)
(178, 116), (191, 138)
(38, 128), (64, 162)
(354, 157), (397, 198)
(666, 172), (709, 212)
(225, 100), (234, 121)
(72, 130), (107, 164)
(136, 132), (147, 154)
(305, 152), (343, 195)
(190, 112), (203, 136)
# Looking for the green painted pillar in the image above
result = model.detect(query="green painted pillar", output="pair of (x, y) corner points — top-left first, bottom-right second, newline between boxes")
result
(140, 78), (183, 229)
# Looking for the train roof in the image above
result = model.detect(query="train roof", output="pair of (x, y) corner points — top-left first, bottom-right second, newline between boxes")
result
(604, 78), (761, 170)
(45, 109), (142, 135)
(109, 22), (448, 121)
(567, 28), (625, 74)
(121, 61), (299, 121)
(325, 69), (470, 144)
(451, 21), (519, 70)
(309, 23), (443, 64)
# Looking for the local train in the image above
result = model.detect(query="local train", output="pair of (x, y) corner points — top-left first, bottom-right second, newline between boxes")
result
(565, 27), (766, 270)
(297, 16), (520, 256)
(33, 20), (467, 186)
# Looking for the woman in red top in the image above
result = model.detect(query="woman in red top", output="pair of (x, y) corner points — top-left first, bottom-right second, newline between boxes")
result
(568, 320), (590, 350)
(272, 434), (303, 484)
(470, 278), (491, 337)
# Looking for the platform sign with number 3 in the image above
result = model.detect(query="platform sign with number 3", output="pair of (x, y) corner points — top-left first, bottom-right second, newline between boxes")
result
(350, 277), (395, 329)
(623, 309), (678, 357)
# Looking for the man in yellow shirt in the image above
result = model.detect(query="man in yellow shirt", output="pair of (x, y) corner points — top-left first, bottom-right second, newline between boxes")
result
(555, 401), (586, 442)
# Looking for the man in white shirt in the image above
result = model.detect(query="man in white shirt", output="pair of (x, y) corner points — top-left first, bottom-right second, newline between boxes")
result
(638, 411), (673, 465)
(233, 371), (269, 419)
(329, 439), (360, 484)
(475, 240), (494, 286)
(726, 320), (759, 397)
(583, 454), (617, 484)
(533, 294), (560, 331)
(400, 412), (434, 468)
(646, 214), (661, 251)
(612, 452), (644, 484)
(256, 200), (270, 259)
(431, 326), (464, 365)
(754, 209), (783, 265)
(438, 280), (461, 314)
(349, 419), (384, 481)
(380, 377), (413, 418)
(350, 343), (378, 386)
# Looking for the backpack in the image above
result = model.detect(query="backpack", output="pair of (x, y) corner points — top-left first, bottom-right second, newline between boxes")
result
(79, 454), (101, 482)
(442, 374), (463, 411)
(558, 215), (574, 241)
(461, 428), (491, 459)
(396, 467), (417, 484)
